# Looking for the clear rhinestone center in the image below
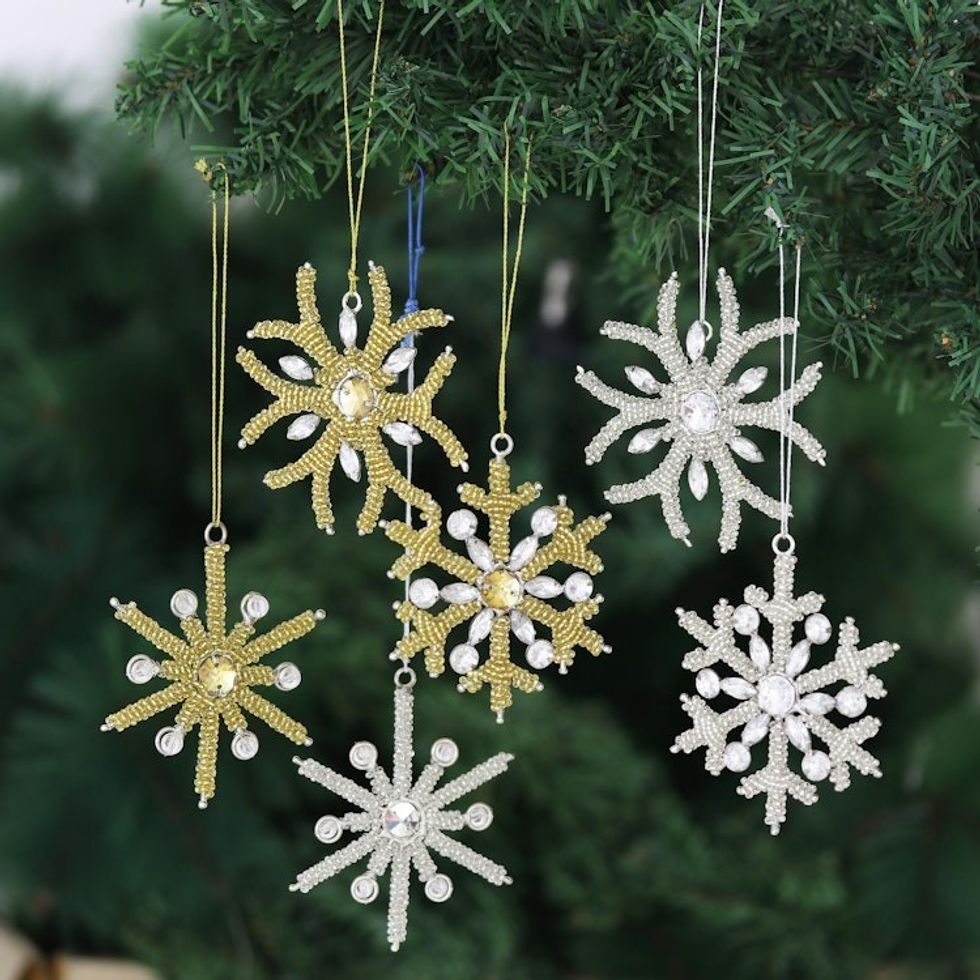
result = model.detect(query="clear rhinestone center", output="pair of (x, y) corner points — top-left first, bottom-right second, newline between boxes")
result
(382, 800), (422, 840)
(197, 653), (238, 698)
(480, 569), (523, 610)
(681, 390), (720, 434)
(757, 674), (797, 717)
(335, 375), (376, 421)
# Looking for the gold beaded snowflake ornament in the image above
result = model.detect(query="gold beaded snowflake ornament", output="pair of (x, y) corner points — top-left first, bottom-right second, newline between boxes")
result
(384, 458), (609, 720)
(103, 539), (324, 808)
(385, 131), (611, 721)
(236, 260), (467, 534)
(101, 163), (325, 807)
(575, 269), (825, 552)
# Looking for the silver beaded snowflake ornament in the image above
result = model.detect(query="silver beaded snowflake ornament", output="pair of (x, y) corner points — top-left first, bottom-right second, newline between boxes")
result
(575, 269), (826, 552)
(670, 546), (899, 834)
(290, 672), (513, 951)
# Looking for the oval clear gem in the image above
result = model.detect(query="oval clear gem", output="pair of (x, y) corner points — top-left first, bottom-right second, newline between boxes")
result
(447, 509), (478, 540)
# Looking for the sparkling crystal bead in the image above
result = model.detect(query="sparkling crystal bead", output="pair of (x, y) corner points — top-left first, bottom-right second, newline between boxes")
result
(315, 815), (343, 844)
(465, 802), (494, 831)
(741, 713), (770, 746)
(334, 375), (375, 420)
(509, 610), (536, 645)
(279, 354), (314, 381)
(384, 422), (422, 447)
(721, 677), (756, 700)
(468, 608), (495, 644)
(441, 582), (481, 604)
(382, 800), (422, 840)
(695, 668), (720, 699)
(835, 686), (867, 718)
(338, 441), (361, 481)
(351, 874), (379, 904)
(240, 591), (270, 623)
(447, 509), (478, 540)
(170, 588), (199, 620)
(624, 364), (660, 394)
(785, 640), (811, 678)
(382, 346), (417, 375)
(409, 578), (440, 609)
(526, 639), (555, 670)
(680, 391), (720, 434)
(724, 741), (751, 772)
(424, 874), (453, 903)
(286, 413), (321, 441)
(431, 738), (459, 767)
(732, 604), (760, 636)
(155, 725), (184, 757)
(197, 654), (238, 698)
(685, 320), (707, 361)
(480, 571), (523, 610)
(799, 693), (835, 715)
(802, 750), (831, 782)
(125, 654), (159, 684)
(530, 506), (558, 536)
(448, 644), (479, 674)
(525, 575), (563, 599)
(749, 634), (771, 669)
(687, 458), (709, 500)
(729, 434), (763, 463)
(274, 662), (302, 691)
(349, 741), (378, 770)
(783, 715), (811, 753)
(563, 572), (594, 602)
(465, 537), (495, 572)
(338, 307), (358, 349)
(805, 613), (833, 645)
(508, 535), (539, 570)
(734, 366), (767, 394)
(231, 729), (259, 760)
(627, 428), (663, 454)
(757, 674), (797, 717)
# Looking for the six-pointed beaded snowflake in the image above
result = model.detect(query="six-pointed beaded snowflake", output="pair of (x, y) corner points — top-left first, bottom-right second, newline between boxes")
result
(670, 547), (899, 834)
(237, 261), (468, 535)
(290, 682), (512, 951)
(382, 457), (610, 720)
(102, 542), (324, 807)
(575, 269), (826, 551)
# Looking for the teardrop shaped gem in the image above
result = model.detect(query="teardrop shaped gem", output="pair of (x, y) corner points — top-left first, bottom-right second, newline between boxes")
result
(465, 537), (495, 572)
(624, 365), (660, 394)
(468, 608), (495, 644)
(749, 634), (771, 670)
(510, 610), (537, 645)
(382, 346), (417, 375)
(627, 428), (663, 454)
(685, 320), (706, 361)
(287, 413), (321, 441)
(729, 434), (763, 463)
(441, 583), (480, 605)
(784, 715), (812, 754)
(741, 712), (771, 746)
(383, 422), (422, 447)
(786, 640), (811, 678)
(338, 441), (361, 481)
(279, 355), (315, 381)
(508, 535), (539, 570)
(339, 307), (358, 349)
(735, 366), (767, 395)
(721, 677), (756, 700)
(525, 575), (563, 599)
(687, 458), (709, 501)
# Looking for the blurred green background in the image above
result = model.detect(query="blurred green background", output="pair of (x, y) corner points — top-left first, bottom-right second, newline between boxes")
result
(0, 32), (979, 979)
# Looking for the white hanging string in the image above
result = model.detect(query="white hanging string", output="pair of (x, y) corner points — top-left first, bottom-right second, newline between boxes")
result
(696, 0), (725, 327)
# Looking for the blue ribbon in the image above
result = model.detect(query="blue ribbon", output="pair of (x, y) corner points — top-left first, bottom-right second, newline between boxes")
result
(402, 164), (426, 321)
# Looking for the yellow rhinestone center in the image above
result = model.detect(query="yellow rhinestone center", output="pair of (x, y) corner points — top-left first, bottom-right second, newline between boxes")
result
(480, 569), (523, 610)
(197, 653), (238, 698)
(335, 375), (376, 421)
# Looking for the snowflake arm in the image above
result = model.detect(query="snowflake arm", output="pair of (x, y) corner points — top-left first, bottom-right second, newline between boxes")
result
(236, 261), (467, 534)
(290, 685), (513, 952)
(102, 543), (324, 807)
(577, 268), (827, 551)
(384, 458), (611, 719)
(671, 550), (899, 834)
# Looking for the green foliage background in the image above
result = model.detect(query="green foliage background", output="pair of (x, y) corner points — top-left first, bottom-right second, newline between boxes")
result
(0, 2), (978, 977)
